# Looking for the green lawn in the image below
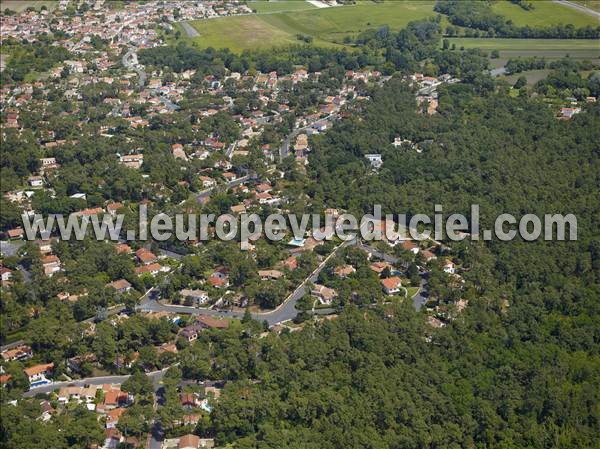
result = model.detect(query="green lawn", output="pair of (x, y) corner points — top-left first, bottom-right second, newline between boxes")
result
(189, 1), (437, 52)
(491, 0), (599, 27)
(248, 0), (316, 14)
(406, 287), (420, 298)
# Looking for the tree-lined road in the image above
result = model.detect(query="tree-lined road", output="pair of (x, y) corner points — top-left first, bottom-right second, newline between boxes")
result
(23, 366), (171, 397)
(139, 238), (353, 325)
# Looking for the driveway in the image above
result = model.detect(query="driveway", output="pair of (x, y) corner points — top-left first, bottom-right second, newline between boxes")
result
(180, 21), (199, 38)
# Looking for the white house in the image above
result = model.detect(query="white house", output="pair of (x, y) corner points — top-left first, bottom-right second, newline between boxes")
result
(364, 154), (383, 169)
(381, 277), (402, 295)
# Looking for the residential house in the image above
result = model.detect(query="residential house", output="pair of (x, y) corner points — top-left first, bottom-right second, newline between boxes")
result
(180, 325), (200, 342)
(334, 265), (355, 278)
(199, 176), (216, 188)
(28, 176), (44, 188)
(179, 434), (200, 449)
(370, 261), (392, 275)
(108, 279), (132, 293)
(6, 228), (24, 240)
(1, 345), (33, 362)
(0, 374), (12, 387)
(311, 284), (337, 305)
(255, 183), (272, 193)
(106, 407), (126, 429)
(106, 202), (123, 216)
(116, 243), (132, 254)
(180, 392), (199, 409)
(230, 204), (246, 215)
(0, 266), (12, 283)
(364, 154), (383, 169)
(67, 353), (98, 374)
(172, 143), (188, 161)
(258, 270), (283, 281)
(560, 107), (581, 119)
(282, 256), (298, 271)
(421, 250), (437, 262)
(180, 289), (209, 306)
(119, 154), (144, 169)
(222, 171), (237, 182)
(134, 263), (162, 276)
(35, 239), (53, 253)
(24, 362), (54, 385)
(41, 255), (61, 276)
(443, 260), (456, 274)
(103, 386), (131, 410)
(381, 276), (402, 295)
(401, 240), (419, 254)
(135, 248), (158, 265)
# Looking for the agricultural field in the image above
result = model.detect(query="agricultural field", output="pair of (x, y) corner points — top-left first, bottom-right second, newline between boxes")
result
(448, 37), (600, 61)
(188, 15), (319, 52)
(189, 1), (437, 52)
(502, 69), (552, 85)
(1, 1), (57, 12)
(491, 0), (599, 27)
(247, 0), (317, 14)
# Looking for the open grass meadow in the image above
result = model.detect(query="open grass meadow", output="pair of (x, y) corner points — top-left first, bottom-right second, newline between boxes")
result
(491, 0), (599, 27)
(189, 1), (437, 52)
(248, 0), (317, 14)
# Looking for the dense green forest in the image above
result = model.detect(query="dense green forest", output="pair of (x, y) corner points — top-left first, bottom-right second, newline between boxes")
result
(202, 78), (600, 447)
(1, 11), (599, 449)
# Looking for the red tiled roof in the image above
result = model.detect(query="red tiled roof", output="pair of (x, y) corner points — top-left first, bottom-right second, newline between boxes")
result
(381, 277), (402, 290)
(24, 362), (54, 377)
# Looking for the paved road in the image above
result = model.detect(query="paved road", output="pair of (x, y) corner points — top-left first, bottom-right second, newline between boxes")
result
(122, 48), (146, 88)
(225, 142), (237, 159)
(139, 238), (351, 325)
(0, 240), (23, 257)
(279, 113), (339, 161)
(554, 0), (600, 17)
(196, 174), (253, 203)
(23, 366), (171, 397)
(158, 248), (184, 260)
(180, 21), (199, 38)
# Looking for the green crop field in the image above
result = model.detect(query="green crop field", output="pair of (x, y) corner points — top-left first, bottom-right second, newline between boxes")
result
(1, 1), (57, 12)
(189, 1), (437, 52)
(187, 0), (599, 53)
(248, 0), (317, 14)
(188, 15), (323, 52)
(449, 37), (599, 51)
(491, 0), (599, 27)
